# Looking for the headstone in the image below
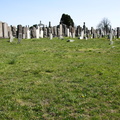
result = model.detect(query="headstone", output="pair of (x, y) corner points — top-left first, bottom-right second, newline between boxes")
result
(12, 26), (16, 37)
(50, 33), (53, 40)
(59, 24), (62, 37)
(69, 32), (72, 38)
(67, 28), (69, 37)
(10, 34), (14, 42)
(67, 39), (75, 42)
(117, 27), (120, 38)
(18, 33), (22, 43)
(109, 30), (113, 45)
(36, 26), (40, 39)
(27, 29), (30, 39)
(79, 31), (84, 39)
(17, 25), (22, 38)
(31, 27), (36, 38)
(0, 21), (3, 38)
(83, 22), (86, 34)
(22, 27), (27, 39)
(43, 27), (47, 37)
(40, 29), (43, 38)
(2, 22), (9, 38)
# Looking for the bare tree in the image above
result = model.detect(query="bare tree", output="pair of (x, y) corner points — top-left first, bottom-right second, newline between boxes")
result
(97, 18), (111, 35)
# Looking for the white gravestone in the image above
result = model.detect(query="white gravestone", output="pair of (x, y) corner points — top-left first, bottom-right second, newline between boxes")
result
(50, 33), (53, 40)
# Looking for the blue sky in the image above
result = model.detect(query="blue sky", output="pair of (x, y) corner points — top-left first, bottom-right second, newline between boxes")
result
(0, 0), (119, 29)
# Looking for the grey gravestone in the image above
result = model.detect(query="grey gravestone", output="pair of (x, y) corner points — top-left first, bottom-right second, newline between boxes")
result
(0, 21), (3, 38)
(17, 25), (22, 38)
(109, 30), (113, 45)
(12, 26), (16, 37)
(59, 24), (62, 37)
(67, 39), (75, 42)
(18, 33), (22, 43)
(2, 22), (8, 38)
(10, 34), (14, 42)
(31, 27), (36, 38)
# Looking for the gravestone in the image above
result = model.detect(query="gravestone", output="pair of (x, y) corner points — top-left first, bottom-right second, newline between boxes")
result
(40, 29), (43, 38)
(2, 22), (8, 38)
(17, 25), (22, 38)
(12, 26), (16, 37)
(31, 27), (36, 38)
(36, 26), (40, 39)
(79, 31), (84, 39)
(50, 33), (53, 40)
(117, 27), (120, 38)
(109, 30), (113, 45)
(83, 22), (86, 34)
(67, 39), (75, 42)
(10, 34), (14, 42)
(59, 24), (62, 37)
(22, 27), (27, 39)
(67, 28), (69, 37)
(43, 27), (47, 37)
(18, 33), (22, 43)
(0, 22), (3, 38)
(27, 29), (30, 39)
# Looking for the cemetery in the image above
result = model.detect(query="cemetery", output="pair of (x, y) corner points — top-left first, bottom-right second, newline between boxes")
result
(0, 20), (120, 41)
(0, 19), (120, 119)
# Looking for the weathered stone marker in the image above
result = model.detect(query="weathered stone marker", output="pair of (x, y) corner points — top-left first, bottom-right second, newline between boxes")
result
(18, 33), (22, 43)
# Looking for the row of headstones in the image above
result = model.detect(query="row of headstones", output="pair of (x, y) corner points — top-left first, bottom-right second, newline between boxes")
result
(0, 21), (120, 41)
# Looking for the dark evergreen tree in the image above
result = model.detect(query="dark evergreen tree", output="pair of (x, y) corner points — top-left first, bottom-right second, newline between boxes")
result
(60, 14), (74, 27)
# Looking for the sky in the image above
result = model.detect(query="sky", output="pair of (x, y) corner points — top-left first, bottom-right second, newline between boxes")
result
(0, 0), (120, 29)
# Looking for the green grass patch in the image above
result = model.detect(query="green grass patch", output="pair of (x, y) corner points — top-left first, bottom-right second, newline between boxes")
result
(0, 38), (120, 119)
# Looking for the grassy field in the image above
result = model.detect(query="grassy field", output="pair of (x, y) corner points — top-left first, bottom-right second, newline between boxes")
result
(0, 37), (120, 120)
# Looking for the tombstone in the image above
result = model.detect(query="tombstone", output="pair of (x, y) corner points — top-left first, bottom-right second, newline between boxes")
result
(53, 26), (57, 37)
(0, 21), (3, 38)
(31, 27), (36, 38)
(67, 28), (69, 37)
(18, 33), (22, 43)
(10, 34), (14, 42)
(83, 22), (86, 34)
(22, 27), (27, 39)
(17, 25), (22, 38)
(109, 30), (113, 45)
(57, 28), (60, 37)
(40, 29), (43, 38)
(43, 27), (47, 37)
(27, 29), (30, 39)
(117, 27), (120, 38)
(59, 24), (62, 37)
(50, 33), (53, 40)
(79, 31), (84, 39)
(36, 26), (40, 39)
(71, 27), (75, 38)
(67, 39), (75, 42)
(7, 26), (12, 38)
(2, 22), (9, 38)
(69, 32), (72, 38)
(12, 26), (16, 37)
